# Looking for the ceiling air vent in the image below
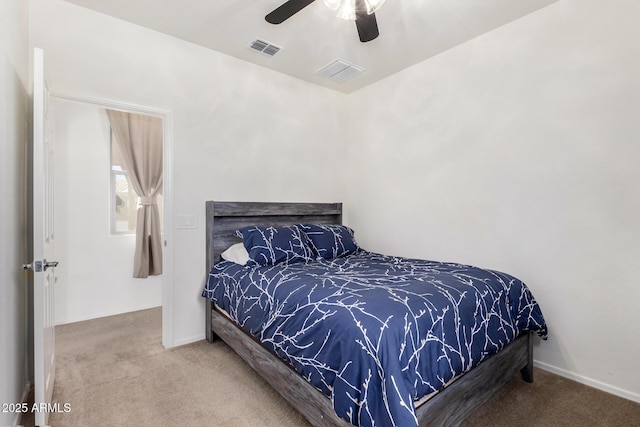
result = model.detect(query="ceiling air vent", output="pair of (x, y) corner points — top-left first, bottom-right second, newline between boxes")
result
(248, 38), (282, 57)
(316, 59), (364, 83)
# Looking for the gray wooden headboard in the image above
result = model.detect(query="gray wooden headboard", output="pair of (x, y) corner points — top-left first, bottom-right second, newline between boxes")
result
(205, 201), (343, 272)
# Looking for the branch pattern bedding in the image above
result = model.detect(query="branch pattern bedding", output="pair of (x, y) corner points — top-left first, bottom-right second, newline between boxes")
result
(202, 224), (547, 427)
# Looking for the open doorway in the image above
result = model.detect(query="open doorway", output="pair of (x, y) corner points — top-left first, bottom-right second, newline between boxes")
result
(49, 95), (173, 346)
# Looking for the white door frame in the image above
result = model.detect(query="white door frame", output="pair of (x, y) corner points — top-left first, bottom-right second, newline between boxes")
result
(49, 90), (175, 348)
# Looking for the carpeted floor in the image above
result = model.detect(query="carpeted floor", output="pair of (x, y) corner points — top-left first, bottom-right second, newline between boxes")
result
(24, 307), (640, 426)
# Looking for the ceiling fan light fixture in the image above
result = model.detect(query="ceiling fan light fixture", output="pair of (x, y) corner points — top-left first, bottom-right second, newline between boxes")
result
(338, 0), (356, 20)
(323, 0), (385, 20)
(266, 0), (380, 43)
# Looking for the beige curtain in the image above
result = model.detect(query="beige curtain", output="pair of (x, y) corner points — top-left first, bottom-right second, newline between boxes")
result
(107, 109), (163, 278)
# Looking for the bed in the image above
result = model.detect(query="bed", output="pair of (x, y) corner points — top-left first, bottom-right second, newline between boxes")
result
(203, 201), (547, 427)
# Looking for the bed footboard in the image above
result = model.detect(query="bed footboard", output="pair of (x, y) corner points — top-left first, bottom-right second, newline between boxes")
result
(416, 331), (533, 426)
(207, 302), (534, 427)
(209, 306), (352, 427)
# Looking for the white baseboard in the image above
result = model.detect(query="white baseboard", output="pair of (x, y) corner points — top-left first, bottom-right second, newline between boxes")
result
(535, 360), (640, 404)
(169, 333), (205, 349)
(55, 304), (162, 326)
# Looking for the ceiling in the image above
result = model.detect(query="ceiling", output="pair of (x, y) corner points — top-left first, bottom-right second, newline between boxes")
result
(61, 0), (557, 93)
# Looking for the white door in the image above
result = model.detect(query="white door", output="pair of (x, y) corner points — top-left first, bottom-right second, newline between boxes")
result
(29, 47), (57, 427)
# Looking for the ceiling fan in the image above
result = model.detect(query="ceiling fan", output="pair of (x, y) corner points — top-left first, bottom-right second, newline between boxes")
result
(265, 0), (384, 43)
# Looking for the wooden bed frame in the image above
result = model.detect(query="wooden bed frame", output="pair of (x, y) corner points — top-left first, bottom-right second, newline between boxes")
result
(205, 201), (534, 427)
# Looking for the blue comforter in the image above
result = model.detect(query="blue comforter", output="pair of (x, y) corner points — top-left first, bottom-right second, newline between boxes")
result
(202, 252), (547, 427)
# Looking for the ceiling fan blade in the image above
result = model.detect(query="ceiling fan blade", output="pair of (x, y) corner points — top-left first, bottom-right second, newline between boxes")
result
(355, 12), (379, 42)
(266, 0), (316, 24)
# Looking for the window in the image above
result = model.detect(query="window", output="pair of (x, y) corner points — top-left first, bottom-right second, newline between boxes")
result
(110, 130), (163, 235)
(111, 131), (137, 234)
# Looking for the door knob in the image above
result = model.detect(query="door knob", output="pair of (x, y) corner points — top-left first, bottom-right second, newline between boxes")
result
(22, 260), (59, 272)
(22, 261), (42, 272)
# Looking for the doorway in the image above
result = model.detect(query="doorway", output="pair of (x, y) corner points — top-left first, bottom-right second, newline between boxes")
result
(49, 93), (174, 347)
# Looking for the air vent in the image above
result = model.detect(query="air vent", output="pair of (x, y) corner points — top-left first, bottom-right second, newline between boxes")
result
(248, 38), (282, 57)
(316, 59), (364, 83)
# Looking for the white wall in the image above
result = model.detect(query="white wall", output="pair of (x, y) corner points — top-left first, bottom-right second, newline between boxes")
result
(29, 0), (347, 346)
(345, 0), (640, 402)
(52, 100), (162, 324)
(0, 0), (30, 424)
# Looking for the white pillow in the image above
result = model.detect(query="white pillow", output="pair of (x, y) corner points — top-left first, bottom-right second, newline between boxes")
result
(221, 243), (250, 266)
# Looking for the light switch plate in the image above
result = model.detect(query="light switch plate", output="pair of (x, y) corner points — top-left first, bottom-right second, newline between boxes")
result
(177, 215), (198, 229)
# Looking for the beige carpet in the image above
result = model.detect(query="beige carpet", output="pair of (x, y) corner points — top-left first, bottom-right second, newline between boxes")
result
(28, 307), (640, 426)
